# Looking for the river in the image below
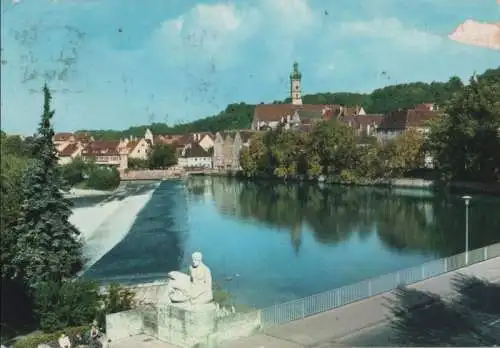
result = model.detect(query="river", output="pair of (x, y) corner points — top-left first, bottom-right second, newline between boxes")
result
(80, 177), (500, 308)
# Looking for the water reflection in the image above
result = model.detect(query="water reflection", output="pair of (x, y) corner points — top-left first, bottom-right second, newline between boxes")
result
(83, 177), (500, 307)
(188, 177), (500, 258)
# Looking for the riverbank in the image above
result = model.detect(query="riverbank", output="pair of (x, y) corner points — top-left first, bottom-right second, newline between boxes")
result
(203, 171), (500, 195)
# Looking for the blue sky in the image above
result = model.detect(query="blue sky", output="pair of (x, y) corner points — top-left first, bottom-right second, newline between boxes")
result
(1, 0), (499, 135)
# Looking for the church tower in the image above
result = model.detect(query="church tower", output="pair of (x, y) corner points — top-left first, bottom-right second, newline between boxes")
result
(290, 62), (302, 105)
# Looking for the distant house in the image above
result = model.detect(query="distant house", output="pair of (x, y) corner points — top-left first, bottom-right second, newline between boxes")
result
(232, 130), (252, 170)
(178, 142), (212, 169)
(212, 130), (255, 171)
(120, 137), (151, 160)
(377, 104), (442, 140)
(213, 132), (225, 170)
(152, 132), (214, 156)
(251, 104), (338, 131)
(81, 140), (127, 169)
(74, 132), (94, 144)
(53, 132), (75, 151)
(57, 143), (83, 165)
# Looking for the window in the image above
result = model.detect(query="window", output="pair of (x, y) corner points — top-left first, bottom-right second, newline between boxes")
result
(295, 85), (299, 90)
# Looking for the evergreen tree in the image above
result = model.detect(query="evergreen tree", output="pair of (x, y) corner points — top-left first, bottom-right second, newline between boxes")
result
(13, 84), (83, 288)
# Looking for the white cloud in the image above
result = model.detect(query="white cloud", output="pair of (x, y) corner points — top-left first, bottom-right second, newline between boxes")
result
(338, 18), (444, 51)
(153, 0), (319, 68)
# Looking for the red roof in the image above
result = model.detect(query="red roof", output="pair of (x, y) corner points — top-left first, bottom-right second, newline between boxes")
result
(378, 109), (440, 130)
(81, 140), (120, 156)
(253, 104), (340, 123)
(59, 143), (79, 157)
(53, 132), (73, 141)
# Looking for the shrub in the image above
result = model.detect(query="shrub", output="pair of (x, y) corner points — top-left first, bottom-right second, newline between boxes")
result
(127, 158), (149, 170)
(33, 280), (101, 333)
(60, 158), (87, 186)
(86, 166), (120, 190)
(13, 326), (90, 348)
(96, 283), (135, 331)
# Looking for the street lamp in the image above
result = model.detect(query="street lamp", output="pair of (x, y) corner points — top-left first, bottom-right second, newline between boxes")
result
(462, 195), (472, 264)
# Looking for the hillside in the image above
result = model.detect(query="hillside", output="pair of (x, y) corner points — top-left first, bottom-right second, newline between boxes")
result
(78, 67), (499, 140)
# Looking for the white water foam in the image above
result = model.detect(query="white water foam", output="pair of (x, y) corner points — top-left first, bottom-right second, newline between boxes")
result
(70, 183), (160, 273)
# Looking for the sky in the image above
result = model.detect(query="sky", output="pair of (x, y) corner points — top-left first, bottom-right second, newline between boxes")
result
(1, 0), (499, 135)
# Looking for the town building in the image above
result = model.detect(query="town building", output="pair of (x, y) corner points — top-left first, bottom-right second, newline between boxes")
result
(376, 104), (442, 140)
(213, 130), (253, 171)
(251, 63), (342, 131)
(57, 143), (84, 165)
(177, 142), (212, 169)
(119, 136), (151, 160)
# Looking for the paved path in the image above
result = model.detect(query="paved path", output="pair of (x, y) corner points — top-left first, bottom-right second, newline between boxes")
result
(219, 256), (500, 348)
(113, 257), (500, 347)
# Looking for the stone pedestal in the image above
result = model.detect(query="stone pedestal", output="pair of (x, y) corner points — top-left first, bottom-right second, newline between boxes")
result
(157, 302), (217, 347)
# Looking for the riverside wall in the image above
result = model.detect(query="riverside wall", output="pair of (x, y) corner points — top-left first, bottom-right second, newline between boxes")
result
(120, 169), (184, 181)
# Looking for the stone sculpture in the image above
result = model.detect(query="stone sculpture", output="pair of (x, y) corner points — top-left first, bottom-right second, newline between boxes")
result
(163, 251), (213, 306)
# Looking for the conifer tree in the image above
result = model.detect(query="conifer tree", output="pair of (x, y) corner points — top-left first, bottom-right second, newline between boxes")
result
(13, 84), (83, 288)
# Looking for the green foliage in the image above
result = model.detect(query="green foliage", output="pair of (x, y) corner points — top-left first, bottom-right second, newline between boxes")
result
(382, 129), (426, 178)
(127, 157), (149, 170)
(148, 144), (177, 169)
(13, 326), (90, 348)
(33, 280), (101, 333)
(427, 73), (500, 183)
(60, 157), (87, 186)
(86, 166), (120, 190)
(240, 123), (426, 181)
(12, 85), (84, 288)
(96, 283), (135, 331)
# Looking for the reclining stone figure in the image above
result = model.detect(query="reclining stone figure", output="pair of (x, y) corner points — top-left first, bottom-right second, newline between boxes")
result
(163, 251), (213, 306)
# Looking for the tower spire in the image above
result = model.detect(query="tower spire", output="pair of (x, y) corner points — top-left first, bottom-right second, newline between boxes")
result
(290, 62), (302, 105)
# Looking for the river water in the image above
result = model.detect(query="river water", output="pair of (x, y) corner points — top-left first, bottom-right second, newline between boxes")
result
(80, 177), (500, 308)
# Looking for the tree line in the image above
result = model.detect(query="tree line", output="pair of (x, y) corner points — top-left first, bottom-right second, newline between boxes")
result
(76, 67), (499, 140)
(239, 72), (500, 184)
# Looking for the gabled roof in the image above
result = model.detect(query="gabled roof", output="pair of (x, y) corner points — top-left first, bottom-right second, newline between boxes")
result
(182, 143), (210, 158)
(125, 140), (140, 152)
(74, 132), (93, 142)
(378, 109), (440, 130)
(82, 140), (120, 156)
(53, 132), (73, 141)
(59, 143), (80, 157)
(253, 104), (339, 123)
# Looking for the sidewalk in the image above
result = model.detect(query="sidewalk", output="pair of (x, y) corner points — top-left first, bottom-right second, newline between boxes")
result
(219, 256), (500, 348)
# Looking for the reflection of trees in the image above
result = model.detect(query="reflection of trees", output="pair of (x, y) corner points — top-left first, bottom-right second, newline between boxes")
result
(197, 177), (500, 257)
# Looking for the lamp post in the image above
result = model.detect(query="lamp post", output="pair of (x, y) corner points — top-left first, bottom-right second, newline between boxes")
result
(462, 195), (472, 264)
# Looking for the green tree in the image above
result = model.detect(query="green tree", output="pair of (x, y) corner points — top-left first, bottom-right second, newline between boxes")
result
(427, 74), (500, 182)
(34, 280), (101, 333)
(60, 157), (88, 186)
(307, 120), (359, 176)
(239, 133), (268, 177)
(86, 166), (120, 190)
(12, 85), (83, 288)
(384, 129), (425, 177)
(148, 144), (177, 169)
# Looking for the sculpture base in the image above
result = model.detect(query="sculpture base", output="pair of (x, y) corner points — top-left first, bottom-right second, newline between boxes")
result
(157, 302), (218, 347)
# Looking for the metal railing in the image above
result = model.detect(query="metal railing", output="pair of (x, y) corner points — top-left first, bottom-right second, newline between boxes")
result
(260, 242), (500, 328)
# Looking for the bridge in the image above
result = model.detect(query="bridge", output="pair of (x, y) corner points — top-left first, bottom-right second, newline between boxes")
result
(111, 242), (500, 347)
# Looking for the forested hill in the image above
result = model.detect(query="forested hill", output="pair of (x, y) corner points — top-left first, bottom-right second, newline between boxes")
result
(79, 67), (500, 140)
